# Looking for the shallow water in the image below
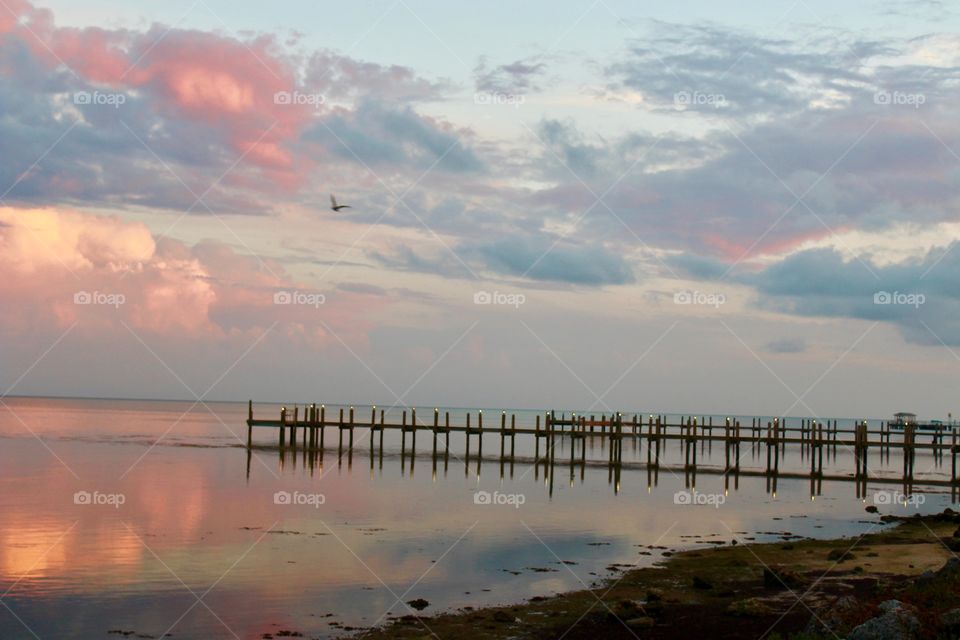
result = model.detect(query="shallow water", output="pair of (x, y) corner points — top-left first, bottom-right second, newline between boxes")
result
(0, 397), (955, 639)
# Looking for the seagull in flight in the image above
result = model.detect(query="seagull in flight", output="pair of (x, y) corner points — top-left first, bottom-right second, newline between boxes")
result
(330, 194), (351, 212)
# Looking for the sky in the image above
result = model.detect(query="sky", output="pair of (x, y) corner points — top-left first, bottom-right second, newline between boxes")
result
(1, 0), (959, 419)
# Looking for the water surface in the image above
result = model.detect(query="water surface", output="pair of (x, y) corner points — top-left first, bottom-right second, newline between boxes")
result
(0, 397), (953, 639)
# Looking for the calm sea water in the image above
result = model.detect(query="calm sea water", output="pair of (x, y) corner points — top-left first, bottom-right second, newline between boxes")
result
(0, 397), (954, 639)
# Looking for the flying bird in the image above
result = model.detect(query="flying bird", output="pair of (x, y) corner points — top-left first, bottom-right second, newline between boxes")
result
(330, 194), (351, 212)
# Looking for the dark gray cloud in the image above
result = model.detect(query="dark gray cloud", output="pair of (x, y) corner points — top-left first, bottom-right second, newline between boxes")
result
(474, 56), (547, 94)
(663, 253), (729, 280)
(605, 22), (894, 118)
(527, 84), (960, 265)
(750, 244), (960, 345)
(371, 236), (635, 287)
(306, 101), (483, 173)
(466, 237), (635, 285)
(305, 51), (450, 102)
(0, 72), (267, 214)
(878, 0), (952, 19)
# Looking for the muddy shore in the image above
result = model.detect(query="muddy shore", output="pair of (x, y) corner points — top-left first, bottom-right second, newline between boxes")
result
(352, 510), (960, 640)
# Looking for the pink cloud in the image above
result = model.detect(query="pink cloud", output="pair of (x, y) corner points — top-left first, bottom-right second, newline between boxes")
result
(5, 2), (314, 187)
(0, 207), (383, 346)
(0, 0), (35, 34)
(702, 226), (843, 262)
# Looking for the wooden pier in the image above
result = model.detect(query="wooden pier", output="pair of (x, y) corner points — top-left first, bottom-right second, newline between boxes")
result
(245, 401), (960, 497)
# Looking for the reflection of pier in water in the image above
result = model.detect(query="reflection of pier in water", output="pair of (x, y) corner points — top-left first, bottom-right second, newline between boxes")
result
(244, 402), (960, 500)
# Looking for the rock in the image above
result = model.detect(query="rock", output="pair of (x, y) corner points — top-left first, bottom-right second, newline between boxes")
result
(937, 557), (960, 577)
(692, 576), (713, 590)
(846, 600), (920, 640)
(644, 588), (663, 602)
(953, 526), (960, 538)
(916, 569), (936, 583)
(491, 610), (513, 623)
(611, 599), (643, 620)
(828, 548), (855, 562)
(727, 597), (775, 617)
(866, 505), (879, 514)
(941, 607), (960, 629)
(625, 616), (655, 629)
(763, 566), (805, 589)
(806, 595), (860, 635)
(406, 598), (430, 611)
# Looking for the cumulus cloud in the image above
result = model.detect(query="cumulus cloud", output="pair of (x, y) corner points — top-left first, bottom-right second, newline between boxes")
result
(0, 0), (468, 214)
(750, 244), (960, 345)
(0, 206), (383, 344)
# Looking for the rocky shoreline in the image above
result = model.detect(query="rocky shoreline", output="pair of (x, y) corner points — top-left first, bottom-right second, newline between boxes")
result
(354, 509), (960, 640)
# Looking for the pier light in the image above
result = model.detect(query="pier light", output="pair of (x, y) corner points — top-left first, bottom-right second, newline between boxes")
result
(321, 404), (325, 408)
(772, 492), (777, 498)
(724, 489), (729, 497)
(811, 496), (816, 502)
